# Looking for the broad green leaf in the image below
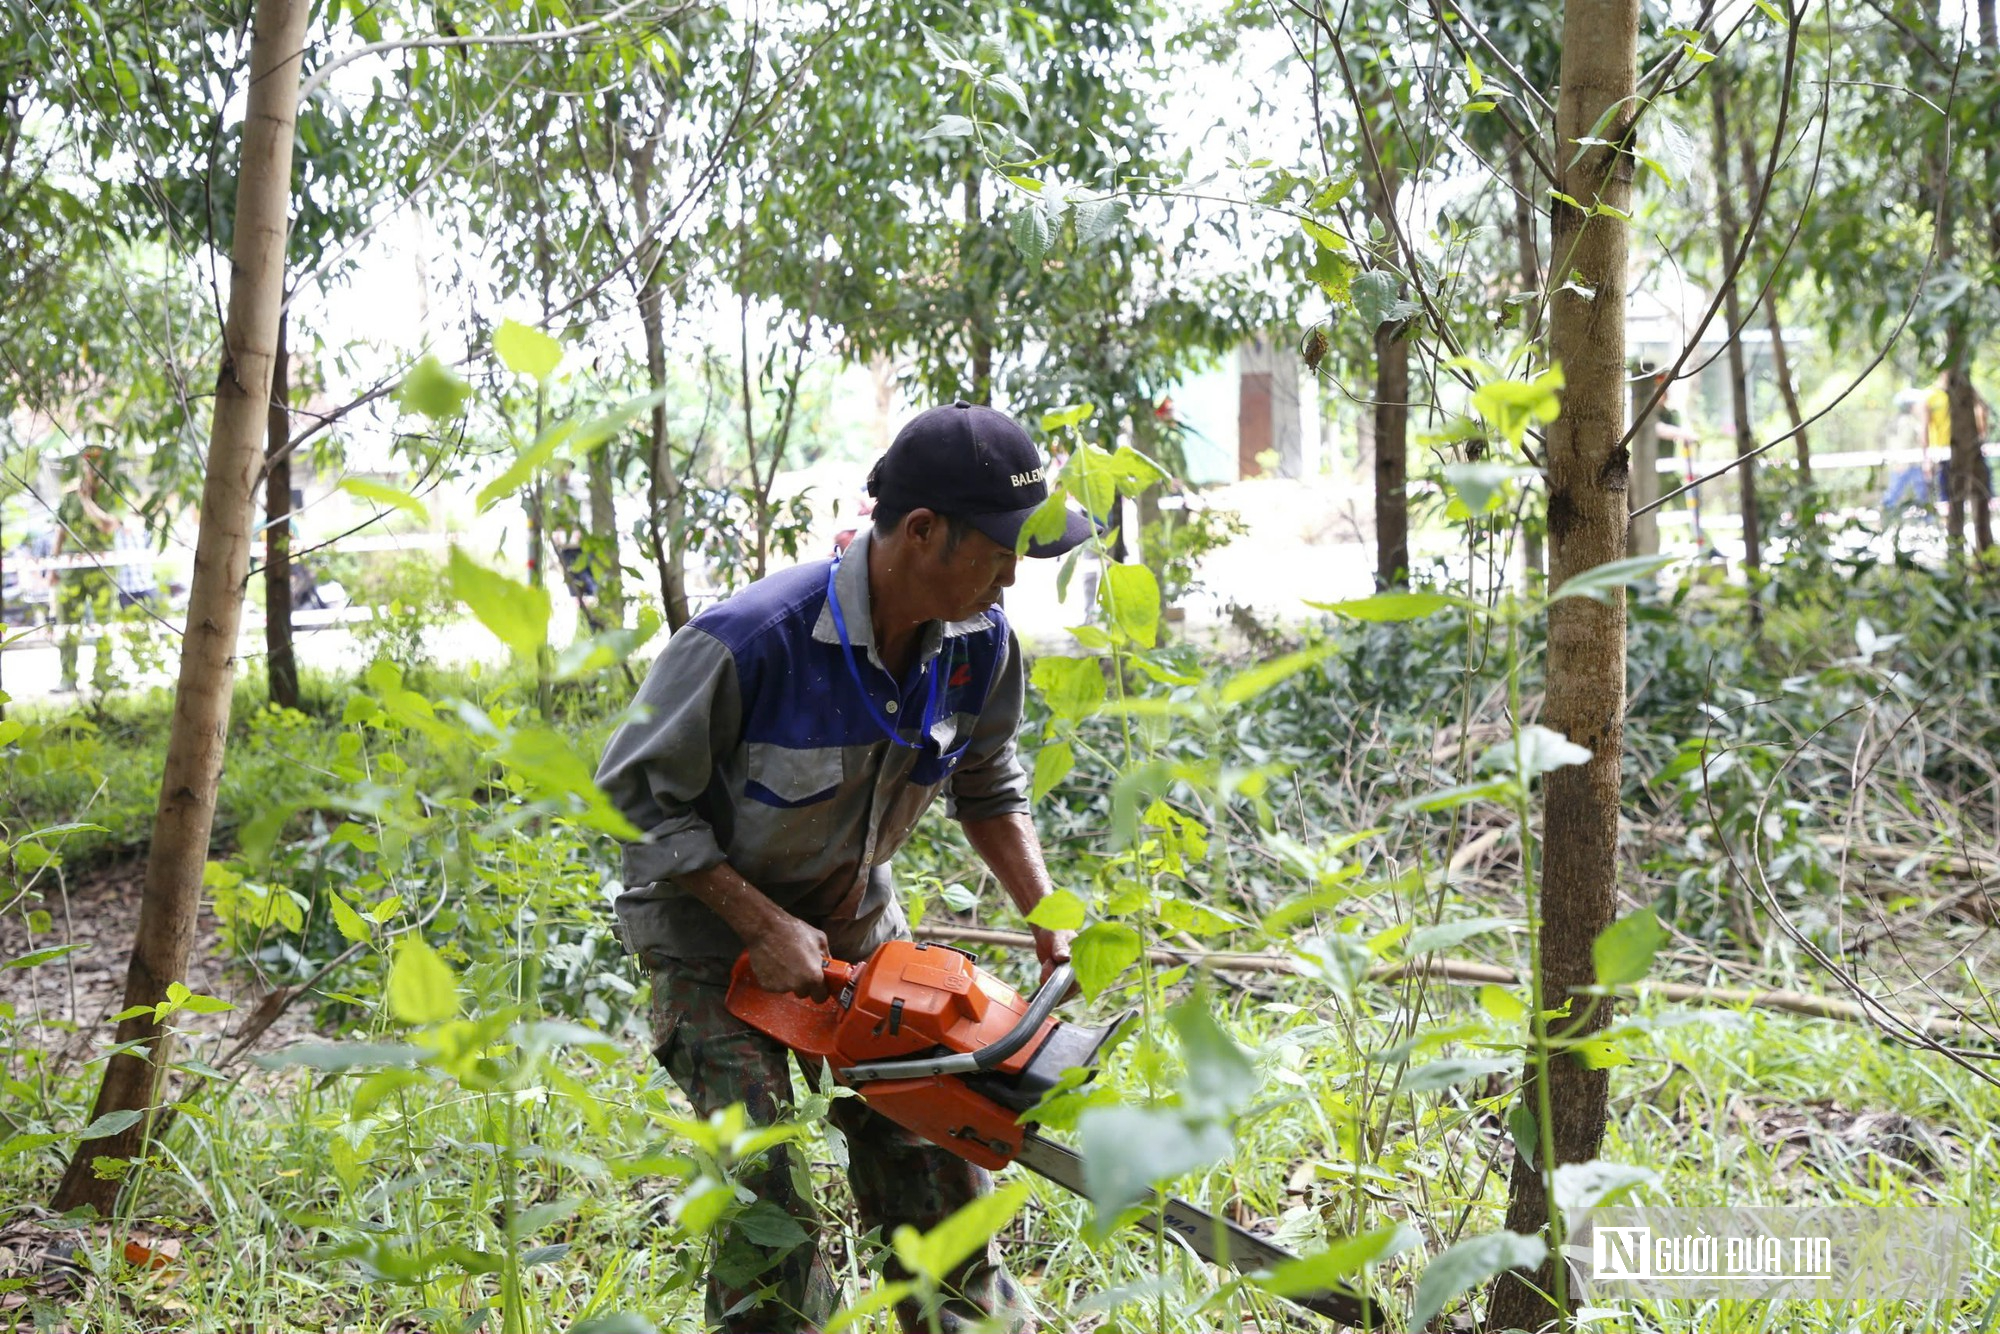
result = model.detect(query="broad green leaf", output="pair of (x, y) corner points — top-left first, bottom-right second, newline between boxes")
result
(0, 1133), (65, 1158)
(1393, 778), (1516, 814)
(1410, 1231), (1547, 1331)
(1106, 445), (1169, 497)
(1218, 642), (1337, 706)
(893, 1181), (1030, 1282)
(1553, 1159), (1658, 1210)
(1040, 403), (1095, 432)
(732, 1200), (811, 1252)
(1478, 985), (1527, 1022)
(1064, 445), (1121, 519)
(1070, 921), (1142, 999)
(1307, 591), (1461, 622)
(1009, 203), (1055, 260)
(1014, 491), (1073, 557)
(387, 937), (459, 1025)
(1442, 462), (1538, 515)
(1257, 1222), (1418, 1298)
(1103, 564), (1160, 648)
(329, 894), (370, 944)
(1397, 1057), (1517, 1095)
(474, 420), (574, 514)
(396, 355), (470, 419)
(1078, 1104), (1232, 1223)
(1593, 907), (1666, 986)
(1026, 889), (1087, 932)
(825, 1282), (918, 1334)
(252, 1041), (425, 1071)
(447, 547), (550, 660)
(494, 319), (563, 380)
(1470, 366), (1564, 446)
(1405, 915), (1521, 955)
(338, 477), (429, 523)
(78, 1109), (145, 1140)
(1073, 198), (1127, 245)
(1352, 269), (1420, 329)
(1167, 988), (1256, 1120)
(500, 728), (641, 838)
(1031, 656), (1106, 721)
(1550, 553), (1674, 604)
(920, 114), (975, 140)
(5, 944), (84, 970)
(1031, 739), (1074, 801)
(1481, 725), (1592, 779)
(1299, 217), (1347, 252)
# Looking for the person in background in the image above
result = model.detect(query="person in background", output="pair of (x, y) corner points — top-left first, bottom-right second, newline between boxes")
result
(1883, 389), (1936, 514)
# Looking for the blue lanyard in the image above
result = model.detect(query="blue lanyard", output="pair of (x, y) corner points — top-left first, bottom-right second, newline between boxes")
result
(824, 555), (969, 762)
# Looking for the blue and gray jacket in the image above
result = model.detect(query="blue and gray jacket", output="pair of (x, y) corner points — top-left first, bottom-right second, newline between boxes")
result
(595, 529), (1031, 961)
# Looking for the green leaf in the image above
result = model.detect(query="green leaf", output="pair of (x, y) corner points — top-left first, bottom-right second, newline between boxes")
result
(1103, 564), (1160, 648)
(1593, 907), (1666, 987)
(1064, 445), (1121, 519)
(894, 1182), (1030, 1283)
(1411, 1231), (1547, 1331)
(1550, 553), (1674, 604)
(338, 477), (429, 524)
(1072, 198), (1127, 246)
(1464, 52), (1484, 93)
(1478, 985), (1527, 1022)
(0, 1132), (65, 1158)
(1009, 203), (1055, 260)
(1481, 725), (1592, 779)
(1405, 916), (1521, 955)
(1070, 922), (1142, 999)
(494, 319), (563, 380)
(175, 990), (234, 1015)
(447, 547), (550, 659)
(1394, 778), (1516, 815)
(1397, 1057), (1516, 1095)
(5, 944), (84, 970)
(396, 355), (470, 419)
(1107, 445), (1169, 497)
(825, 1282), (917, 1334)
(1078, 1105), (1232, 1224)
(1031, 740), (1074, 802)
(1471, 367), (1565, 447)
(77, 1109), (145, 1140)
(1442, 462), (1539, 515)
(1299, 217), (1347, 252)
(1040, 402), (1095, 432)
(474, 420), (574, 514)
(1014, 491), (1073, 557)
(1218, 642), (1337, 706)
(329, 894), (371, 944)
(1307, 591), (1460, 622)
(1352, 269), (1420, 329)
(1031, 656), (1106, 722)
(387, 937), (459, 1025)
(1026, 889), (1087, 931)
(1257, 1222), (1419, 1298)
(1553, 1159), (1658, 1210)
(1167, 988), (1256, 1120)
(920, 114), (975, 140)
(732, 1200), (811, 1252)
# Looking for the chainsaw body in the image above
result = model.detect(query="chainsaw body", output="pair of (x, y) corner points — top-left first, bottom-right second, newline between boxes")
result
(725, 939), (1115, 1168)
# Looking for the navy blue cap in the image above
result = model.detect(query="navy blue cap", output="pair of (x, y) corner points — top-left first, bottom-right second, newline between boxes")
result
(867, 401), (1092, 557)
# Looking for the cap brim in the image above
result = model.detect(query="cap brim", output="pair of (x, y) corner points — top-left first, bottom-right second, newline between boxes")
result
(970, 503), (1095, 559)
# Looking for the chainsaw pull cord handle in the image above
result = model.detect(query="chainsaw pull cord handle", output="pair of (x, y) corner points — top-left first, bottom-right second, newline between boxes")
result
(822, 957), (855, 995)
(839, 961), (1077, 1084)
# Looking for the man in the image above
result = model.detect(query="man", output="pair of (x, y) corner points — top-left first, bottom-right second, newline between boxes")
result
(596, 401), (1091, 1333)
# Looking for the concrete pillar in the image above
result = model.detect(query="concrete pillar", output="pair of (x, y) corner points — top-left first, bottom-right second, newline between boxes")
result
(1237, 334), (1304, 478)
(1629, 374), (1661, 557)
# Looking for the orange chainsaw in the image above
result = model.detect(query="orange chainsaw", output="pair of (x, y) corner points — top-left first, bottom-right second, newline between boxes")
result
(726, 938), (1375, 1326)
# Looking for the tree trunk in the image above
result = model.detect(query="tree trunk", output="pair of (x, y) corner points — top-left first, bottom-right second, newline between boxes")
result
(640, 263), (688, 628)
(1734, 135), (1810, 490)
(1946, 358), (1992, 553)
(1486, 0), (1636, 1325)
(51, 0), (308, 1215)
(965, 160), (992, 405)
(587, 438), (620, 625)
(1373, 322), (1410, 588)
(1709, 74), (1761, 591)
(264, 311), (298, 710)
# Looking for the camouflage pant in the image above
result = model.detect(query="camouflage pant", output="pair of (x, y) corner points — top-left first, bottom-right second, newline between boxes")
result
(649, 947), (1035, 1334)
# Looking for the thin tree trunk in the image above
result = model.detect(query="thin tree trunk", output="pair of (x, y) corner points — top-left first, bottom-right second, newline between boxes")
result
(51, 0), (308, 1215)
(1709, 74), (1762, 592)
(1946, 358), (1992, 553)
(264, 311), (298, 710)
(641, 265), (688, 627)
(1373, 322), (1410, 588)
(1734, 135), (1810, 490)
(966, 161), (992, 405)
(1486, 0), (1636, 1324)
(587, 438), (620, 625)
(1507, 136), (1546, 576)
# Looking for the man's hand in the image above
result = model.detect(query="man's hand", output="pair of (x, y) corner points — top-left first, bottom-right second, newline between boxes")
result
(746, 913), (833, 1001)
(1032, 925), (1075, 994)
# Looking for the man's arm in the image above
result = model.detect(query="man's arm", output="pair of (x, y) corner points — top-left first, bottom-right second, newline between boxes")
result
(962, 812), (1073, 983)
(678, 864), (834, 1002)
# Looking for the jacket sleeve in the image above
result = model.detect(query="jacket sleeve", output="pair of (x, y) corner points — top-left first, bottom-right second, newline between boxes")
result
(944, 626), (1033, 822)
(594, 627), (742, 886)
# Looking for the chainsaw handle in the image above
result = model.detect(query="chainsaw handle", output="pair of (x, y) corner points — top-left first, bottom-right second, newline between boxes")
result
(841, 961), (1076, 1085)
(822, 958), (856, 994)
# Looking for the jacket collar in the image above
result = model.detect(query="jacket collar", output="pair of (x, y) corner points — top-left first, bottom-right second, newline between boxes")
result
(811, 529), (992, 671)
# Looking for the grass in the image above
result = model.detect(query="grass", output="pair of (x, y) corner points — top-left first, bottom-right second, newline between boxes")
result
(5, 561), (1999, 1332)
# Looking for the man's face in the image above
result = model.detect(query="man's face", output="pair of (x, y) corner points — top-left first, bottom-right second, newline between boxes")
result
(913, 515), (1018, 621)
